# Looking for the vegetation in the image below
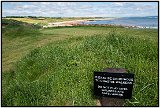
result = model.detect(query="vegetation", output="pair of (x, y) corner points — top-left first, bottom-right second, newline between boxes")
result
(3, 17), (113, 26)
(3, 17), (92, 26)
(2, 19), (158, 106)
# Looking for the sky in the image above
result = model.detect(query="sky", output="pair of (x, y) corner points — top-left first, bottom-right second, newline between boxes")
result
(2, 2), (158, 17)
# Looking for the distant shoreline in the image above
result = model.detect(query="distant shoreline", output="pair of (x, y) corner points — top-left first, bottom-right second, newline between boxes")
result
(43, 19), (158, 29)
(42, 18), (115, 28)
(77, 24), (158, 29)
(4, 17), (157, 29)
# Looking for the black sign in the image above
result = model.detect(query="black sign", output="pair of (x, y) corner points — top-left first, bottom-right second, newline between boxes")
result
(94, 72), (134, 99)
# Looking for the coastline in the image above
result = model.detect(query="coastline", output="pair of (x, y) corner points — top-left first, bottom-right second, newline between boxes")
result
(43, 20), (88, 28)
(43, 18), (115, 28)
(43, 20), (157, 29)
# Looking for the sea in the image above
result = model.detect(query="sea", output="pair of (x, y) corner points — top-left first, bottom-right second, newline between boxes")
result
(81, 16), (158, 29)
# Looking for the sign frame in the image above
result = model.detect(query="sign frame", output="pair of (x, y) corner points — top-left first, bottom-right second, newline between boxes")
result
(94, 71), (134, 99)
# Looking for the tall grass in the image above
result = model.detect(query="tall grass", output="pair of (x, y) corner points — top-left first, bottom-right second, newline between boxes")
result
(2, 29), (158, 106)
(2, 19), (41, 39)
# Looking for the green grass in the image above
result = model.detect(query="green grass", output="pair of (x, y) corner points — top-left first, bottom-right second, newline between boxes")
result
(2, 19), (158, 106)
(4, 17), (92, 26)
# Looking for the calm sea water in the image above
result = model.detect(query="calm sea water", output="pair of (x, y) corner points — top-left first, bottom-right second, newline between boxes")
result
(81, 16), (158, 28)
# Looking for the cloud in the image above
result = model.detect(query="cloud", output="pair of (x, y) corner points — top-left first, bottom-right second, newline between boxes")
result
(2, 2), (158, 17)
(79, 5), (93, 9)
(114, 2), (126, 6)
(16, 5), (37, 9)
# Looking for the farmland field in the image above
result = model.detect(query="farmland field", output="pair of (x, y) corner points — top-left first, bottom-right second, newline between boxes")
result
(2, 19), (158, 106)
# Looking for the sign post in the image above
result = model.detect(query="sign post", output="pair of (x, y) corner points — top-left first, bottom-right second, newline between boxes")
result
(94, 68), (134, 106)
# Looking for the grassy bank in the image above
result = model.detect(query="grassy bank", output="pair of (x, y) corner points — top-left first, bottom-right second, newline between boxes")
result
(2, 19), (158, 106)
(3, 17), (92, 26)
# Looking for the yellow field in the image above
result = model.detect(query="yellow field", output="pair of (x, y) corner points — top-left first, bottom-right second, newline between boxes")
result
(4, 17), (91, 26)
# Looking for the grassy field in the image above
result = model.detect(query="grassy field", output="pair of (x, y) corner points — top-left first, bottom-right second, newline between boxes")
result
(4, 17), (92, 26)
(2, 19), (158, 106)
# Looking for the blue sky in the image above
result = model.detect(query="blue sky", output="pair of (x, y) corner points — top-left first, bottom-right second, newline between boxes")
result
(2, 2), (158, 17)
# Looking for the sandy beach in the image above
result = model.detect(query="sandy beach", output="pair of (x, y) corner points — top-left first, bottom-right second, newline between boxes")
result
(43, 18), (115, 28)
(43, 20), (88, 28)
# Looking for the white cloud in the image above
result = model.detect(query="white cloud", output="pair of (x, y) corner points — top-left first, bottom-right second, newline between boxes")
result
(114, 2), (125, 6)
(79, 5), (93, 9)
(2, 2), (158, 17)
(16, 5), (37, 9)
